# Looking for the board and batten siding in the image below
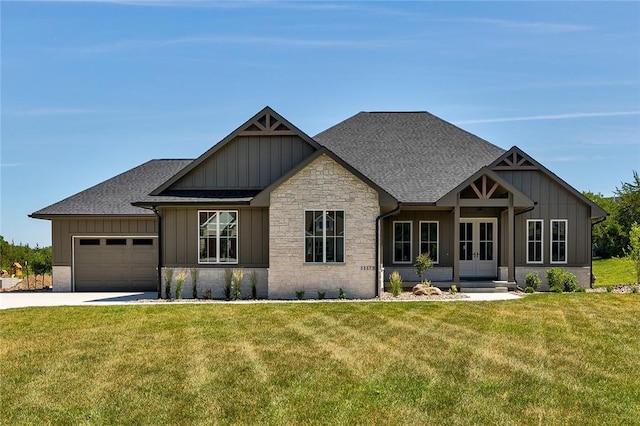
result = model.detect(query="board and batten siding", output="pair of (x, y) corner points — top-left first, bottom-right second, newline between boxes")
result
(161, 207), (269, 267)
(170, 135), (315, 190)
(51, 217), (157, 266)
(496, 169), (591, 266)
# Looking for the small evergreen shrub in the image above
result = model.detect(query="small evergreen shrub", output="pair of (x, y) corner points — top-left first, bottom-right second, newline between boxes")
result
(606, 286), (613, 293)
(524, 272), (541, 291)
(339, 288), (347, 299)
(550, 285), (563, 293)
(449, 284), (458, 294)
(295, 290), (305, 300)
(389, 270), (403, 297)
(524, 286), (535, 293)
(632, 285), (638, 294)
(575, 286), (586, 293)
(317, 291), (326, 300)
(250, 270), (258, 299)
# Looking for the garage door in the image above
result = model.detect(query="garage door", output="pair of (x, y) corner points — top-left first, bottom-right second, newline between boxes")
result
(74, 237), (157, 291)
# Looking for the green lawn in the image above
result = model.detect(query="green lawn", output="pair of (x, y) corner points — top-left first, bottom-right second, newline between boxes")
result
(593, 257), (637, 286)
(2, 296), (639, 425)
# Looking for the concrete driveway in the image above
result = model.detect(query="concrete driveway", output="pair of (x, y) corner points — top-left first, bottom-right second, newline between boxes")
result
(0, 292), (157, 310)
(0, 291), (520, 309)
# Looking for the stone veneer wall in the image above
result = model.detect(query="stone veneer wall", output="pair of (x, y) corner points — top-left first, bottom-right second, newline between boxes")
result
(498, 266), (591, 290)
(382, 266), (453, 286)
(161, 267), (268, 299)
(268, 154), (380, 299)
(52, 266), (72, 292)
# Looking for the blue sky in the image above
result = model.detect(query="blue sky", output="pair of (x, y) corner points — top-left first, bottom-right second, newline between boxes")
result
(1, 1), (639, 247)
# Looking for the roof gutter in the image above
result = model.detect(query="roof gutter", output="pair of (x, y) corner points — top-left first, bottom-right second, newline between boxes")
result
(137, 205), (163, 299)
(375, 202), (402, 297)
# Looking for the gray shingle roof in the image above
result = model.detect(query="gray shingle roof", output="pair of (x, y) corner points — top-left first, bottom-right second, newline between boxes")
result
(30, 159), (192, 217)
(314, 112), (506, 203)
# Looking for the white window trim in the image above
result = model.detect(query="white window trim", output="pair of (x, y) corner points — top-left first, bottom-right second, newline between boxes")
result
(393, 221), (413, 264)
(303, 210), (345, 264)
(526, 219), (544, 264)
(197, 210), (239, 265)
(419, 221), (439, 264)
(550, 219), (568, 264)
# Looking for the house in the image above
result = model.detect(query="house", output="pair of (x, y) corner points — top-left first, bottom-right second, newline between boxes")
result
(30, 107), (607, 297)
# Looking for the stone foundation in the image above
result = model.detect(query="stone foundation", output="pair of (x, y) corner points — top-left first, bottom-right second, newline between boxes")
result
(161, 267), (268, 299)
(52, 266), (72, 292)
(499, 266), (591, 290)
(382, 266), (453, 284)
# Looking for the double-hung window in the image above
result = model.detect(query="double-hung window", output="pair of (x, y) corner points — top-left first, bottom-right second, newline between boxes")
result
(393, 221), (412, 263)
(419, 221), (439, 264)
(526, 219), (543, 264)
(199, 210), (238, 264)
(305, 210), (344, 263)
(551, 219), (568, 264)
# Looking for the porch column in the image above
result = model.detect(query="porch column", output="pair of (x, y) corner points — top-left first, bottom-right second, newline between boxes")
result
(453, 196), (460, 283)
(507, 193), (515, 282)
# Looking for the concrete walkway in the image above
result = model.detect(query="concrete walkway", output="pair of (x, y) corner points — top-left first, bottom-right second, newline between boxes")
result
(0, 291), (520, 310)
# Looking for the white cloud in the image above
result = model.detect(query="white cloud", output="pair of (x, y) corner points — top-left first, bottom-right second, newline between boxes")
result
(456, 111), (640, 125)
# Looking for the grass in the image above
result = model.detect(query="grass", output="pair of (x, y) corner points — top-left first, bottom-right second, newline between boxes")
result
(593, 257), (637, 286)
(2, 295), (639, 425)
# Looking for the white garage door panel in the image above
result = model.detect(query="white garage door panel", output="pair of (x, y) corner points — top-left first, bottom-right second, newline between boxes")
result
(74, 238), (157, 292)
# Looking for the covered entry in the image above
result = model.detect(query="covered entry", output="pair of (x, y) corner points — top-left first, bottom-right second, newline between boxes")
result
(459, 218), (497, 278)
(73, 237), (157, 291)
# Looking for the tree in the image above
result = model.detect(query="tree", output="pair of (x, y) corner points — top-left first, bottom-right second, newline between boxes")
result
(31, 248), (52, 284)
(616, 171), (640, 241)
(626, 222), (640, 284)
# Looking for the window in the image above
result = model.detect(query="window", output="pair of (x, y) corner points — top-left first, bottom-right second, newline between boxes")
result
(305, 210), (344, 263)
(132, 238), (153, 246)
(393, 221), (412, 263)
(106, 238), (127, 245)
(551, 220), (568, 264)
(199, 211), (238, 264)
(79, 239), (100, 246)
(419, 221), (439, 263)
(527, 220), (543, 264)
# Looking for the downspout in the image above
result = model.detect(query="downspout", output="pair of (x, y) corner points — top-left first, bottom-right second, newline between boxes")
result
(375, 202), (402, 297)
(590, 216), (607, 288)
(513, 202), (537, 291)
(152, 207), (163, 299)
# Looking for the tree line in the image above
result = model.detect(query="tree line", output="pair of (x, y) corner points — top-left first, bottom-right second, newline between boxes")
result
(0, 235), (52, 279)
(584, 171), (640, 258)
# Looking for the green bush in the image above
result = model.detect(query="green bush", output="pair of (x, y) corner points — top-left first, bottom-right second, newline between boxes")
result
(232, 269), (243, 300)
(164, 268), (174, 299)
(190, 268), (199, 299)
(223, 269), (233, 300)
(575, 286), (586, 293)
(633, 285), (638, 294)
(250, 270), (258, 299)
(414, 253), (433, 283)
(524, 272), (541, 291)
(295, 290), (305, 300)
(339, 288), (347, 299)
(524, 286), (535, 293)
(606, 286), (613, 293)
(550, 285), (563, 293)
(389, 270), (403, 297)
(546, 267), (578, 292)
(449, 284), (458, 294)
(175, 270), (187, 299)
(317, 291), (326, 300)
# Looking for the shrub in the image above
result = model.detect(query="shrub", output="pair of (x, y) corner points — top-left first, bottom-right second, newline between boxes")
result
(449, 284), (458, 294)
(250, 270), (258, 299)
(203, 289), (212, 300)
(190, 268), (199, 298)
(414, 253), (433, 283)
(626, 222), (640, 284)
(339, 288), (347, 299)
(633, 284), (638, 294)
(575, 286), (586, 293)
(524, 286), (535, 293)
(317, 291), (326, 300)
(546, 267), (577, 292)
(232, 269), (243, 300)
(163, 268), (174, 299)
(175, 270), (187, 299)
(524, 272), (541, 291)
(550, 285), (563, 293)
(606, 286), (613, 293)
(295, 290), (305, 300)
(223, 269), (233, 300)
(389, 270), (403, 297)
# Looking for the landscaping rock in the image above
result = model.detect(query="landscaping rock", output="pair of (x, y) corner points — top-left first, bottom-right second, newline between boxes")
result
(412, 284), (429, 296)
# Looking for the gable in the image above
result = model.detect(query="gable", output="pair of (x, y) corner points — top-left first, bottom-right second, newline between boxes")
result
(152, 107), (320, 195)
(491, 147), (607, 219)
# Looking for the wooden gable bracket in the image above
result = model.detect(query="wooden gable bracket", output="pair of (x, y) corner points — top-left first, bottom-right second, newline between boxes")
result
(240, 111), (297, 136)
(492, 151), (538, 170)
(469, 175), (500, 199)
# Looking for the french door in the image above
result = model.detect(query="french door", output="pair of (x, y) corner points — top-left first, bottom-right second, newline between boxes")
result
(459, 218), (497, 278)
